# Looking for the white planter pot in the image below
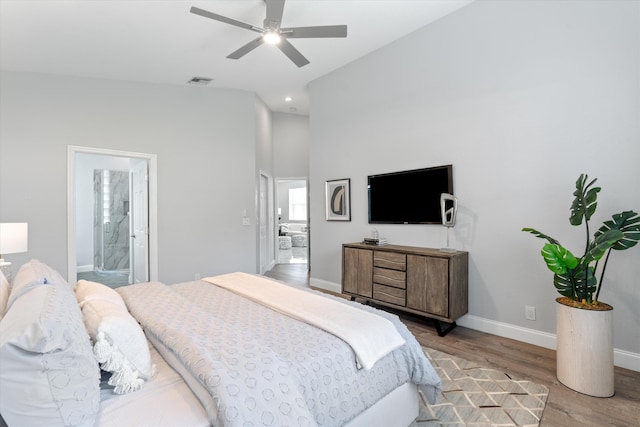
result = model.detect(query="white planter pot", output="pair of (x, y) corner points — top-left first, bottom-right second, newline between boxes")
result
(556, 298), (614, 397)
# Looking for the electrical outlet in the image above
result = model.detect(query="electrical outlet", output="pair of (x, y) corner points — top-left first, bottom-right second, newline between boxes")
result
(194, 273), (201, 280)
(525, 305), (536, 321)
(242, 217), (250, 226)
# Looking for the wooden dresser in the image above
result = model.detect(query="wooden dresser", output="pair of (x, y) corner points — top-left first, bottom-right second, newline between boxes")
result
(342, 243), (468, 336)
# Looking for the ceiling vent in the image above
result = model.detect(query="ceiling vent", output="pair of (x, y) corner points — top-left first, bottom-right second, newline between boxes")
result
(187, 77), (213, 85)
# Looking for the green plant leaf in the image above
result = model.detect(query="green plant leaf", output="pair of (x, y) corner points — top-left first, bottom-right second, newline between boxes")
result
(553, 264), (597, 301)
(596, 210), (640, 251)
(571, 264), (598, 301)
(522, 228), (559, 245)
(541, 243), (578, 274)
(570, 174), (600, 226)
(583, 229), (625, 264)
(553, 272), (575, 298)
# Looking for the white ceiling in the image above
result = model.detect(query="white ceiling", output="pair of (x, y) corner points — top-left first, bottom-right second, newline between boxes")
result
(0, 0), (472, 114)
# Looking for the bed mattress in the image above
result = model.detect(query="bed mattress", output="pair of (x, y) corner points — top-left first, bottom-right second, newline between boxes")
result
(96, 341), (209, 427)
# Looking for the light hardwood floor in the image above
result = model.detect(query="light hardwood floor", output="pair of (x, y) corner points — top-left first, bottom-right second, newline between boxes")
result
(264, 263), (640, 427)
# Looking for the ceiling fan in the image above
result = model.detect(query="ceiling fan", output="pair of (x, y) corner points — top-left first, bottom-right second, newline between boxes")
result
(190, 0), (347, 67)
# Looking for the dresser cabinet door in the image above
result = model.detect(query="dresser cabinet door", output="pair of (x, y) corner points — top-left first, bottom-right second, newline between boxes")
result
(343, 247), (373, 298)
(406, 255), (449, 317)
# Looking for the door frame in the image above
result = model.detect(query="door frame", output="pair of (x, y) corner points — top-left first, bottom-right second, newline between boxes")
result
(258, 171), (275, 274)
(67, 145), (158, 284)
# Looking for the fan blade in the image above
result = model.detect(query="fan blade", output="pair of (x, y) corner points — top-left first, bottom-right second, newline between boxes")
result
(190, 6), (262, 33)
(282, 25), (347, 38)
(277, 39), (310, 67)
(265, 0), (285, 29)
(227, 36), (265, 60)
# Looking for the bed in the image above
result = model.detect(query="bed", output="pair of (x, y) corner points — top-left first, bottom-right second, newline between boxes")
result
(0, 260), (441, 427)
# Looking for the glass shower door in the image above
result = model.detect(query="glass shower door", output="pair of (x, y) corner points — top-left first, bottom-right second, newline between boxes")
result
(94, 170), (130, 273)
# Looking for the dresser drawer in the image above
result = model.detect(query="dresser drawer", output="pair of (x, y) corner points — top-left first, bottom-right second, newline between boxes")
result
(373, 267), (406, 289)
(374, 251), (406, 271)
(373, 284), (406, 306)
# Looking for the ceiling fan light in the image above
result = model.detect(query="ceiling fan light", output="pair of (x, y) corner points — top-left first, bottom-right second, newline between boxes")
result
(263, 31), (282, 45)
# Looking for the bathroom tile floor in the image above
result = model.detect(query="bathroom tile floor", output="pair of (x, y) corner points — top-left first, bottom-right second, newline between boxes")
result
(77, 270), (130, 288)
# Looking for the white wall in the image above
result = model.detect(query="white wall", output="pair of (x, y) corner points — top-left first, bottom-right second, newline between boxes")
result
(273, 113), (309, 178)
(0, 71), (267, 284)
(308, 0), (640, 364)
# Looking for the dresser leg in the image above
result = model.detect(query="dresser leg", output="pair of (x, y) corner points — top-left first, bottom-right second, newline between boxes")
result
(434, 320), (457, 337)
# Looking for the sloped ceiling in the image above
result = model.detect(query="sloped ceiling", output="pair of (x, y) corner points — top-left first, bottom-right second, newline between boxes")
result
(0, 0), (472, 114)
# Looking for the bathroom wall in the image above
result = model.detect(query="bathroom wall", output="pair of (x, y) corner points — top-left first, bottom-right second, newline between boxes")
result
(93, 169), (130, 272)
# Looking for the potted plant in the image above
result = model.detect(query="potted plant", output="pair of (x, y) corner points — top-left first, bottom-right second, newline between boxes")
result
(522, 174), (640, 397)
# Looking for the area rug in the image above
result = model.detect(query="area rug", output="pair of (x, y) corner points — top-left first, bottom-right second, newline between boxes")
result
(413, 347), (549, 427)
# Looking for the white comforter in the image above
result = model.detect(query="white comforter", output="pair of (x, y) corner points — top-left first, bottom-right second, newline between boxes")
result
(117, 275), (441, 427)
(203, 272), (405, 370)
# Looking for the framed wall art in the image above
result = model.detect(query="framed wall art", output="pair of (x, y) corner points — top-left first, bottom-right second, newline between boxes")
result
(325, 178), (351, 221)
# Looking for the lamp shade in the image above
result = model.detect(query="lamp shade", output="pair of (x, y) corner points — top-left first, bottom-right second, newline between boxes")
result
(0, 223), (29, 255)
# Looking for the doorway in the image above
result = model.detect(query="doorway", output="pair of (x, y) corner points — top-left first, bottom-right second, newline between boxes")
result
(91, 168), (130, 284)
(276, 178), (309, 266)
(67, 146), (158, 287)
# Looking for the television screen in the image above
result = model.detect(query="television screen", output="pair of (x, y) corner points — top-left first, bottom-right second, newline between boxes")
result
(368, 165), (453, 224)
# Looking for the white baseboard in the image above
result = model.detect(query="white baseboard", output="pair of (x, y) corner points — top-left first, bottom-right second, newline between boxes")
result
(457, 314), (639, 372)
(263, 260), (276, 274)
(309, 277), (640, 372)
(76, 264), (93, 273)
(613, 349), (640, 372)
(456, 314), (557, 350)
(310, 277), (341, 294)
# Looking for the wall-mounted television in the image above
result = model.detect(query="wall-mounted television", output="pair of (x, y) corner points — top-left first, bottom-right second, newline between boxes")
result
(368, 165), (453, 224)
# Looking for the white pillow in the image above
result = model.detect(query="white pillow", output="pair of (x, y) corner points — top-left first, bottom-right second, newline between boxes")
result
(76, 278), (127, 307)
(6, 259), (68, 310)
(0, 280), (100, 427)
(0, 269), (9, 318)
(76, 280), (155, 394)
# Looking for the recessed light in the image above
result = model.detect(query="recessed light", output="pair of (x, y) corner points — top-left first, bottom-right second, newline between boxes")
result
(285, 97), (293, 102)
